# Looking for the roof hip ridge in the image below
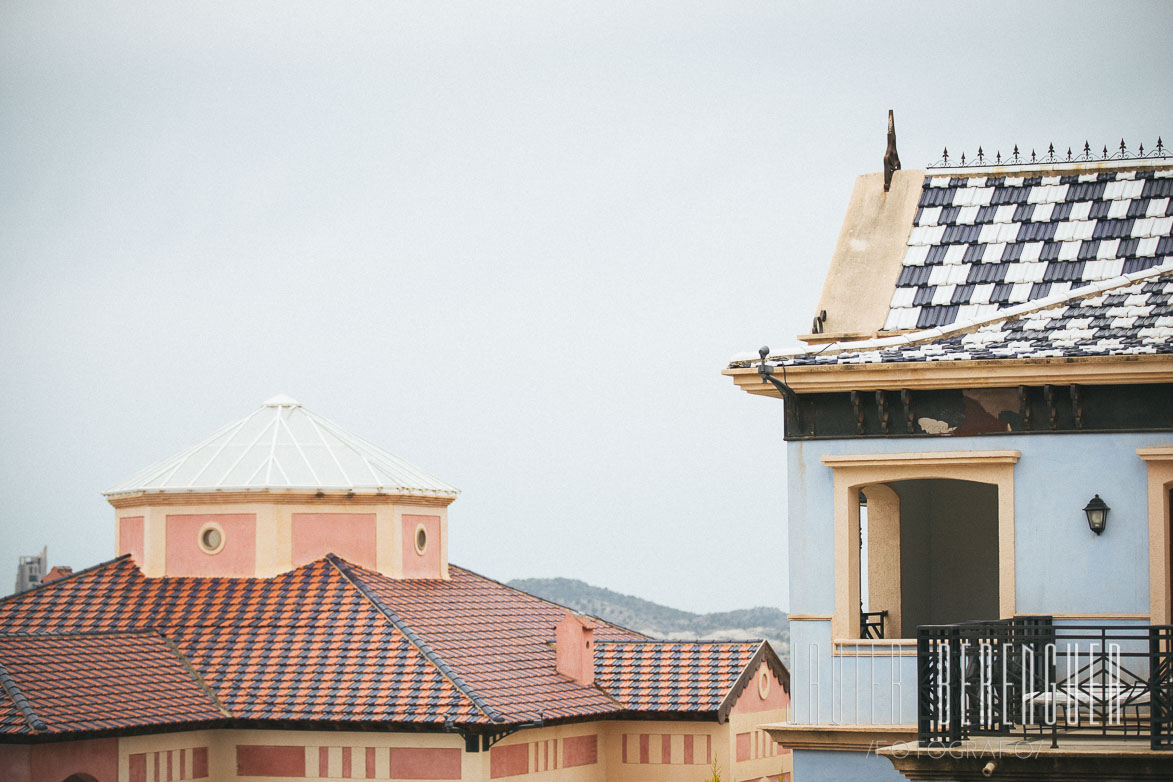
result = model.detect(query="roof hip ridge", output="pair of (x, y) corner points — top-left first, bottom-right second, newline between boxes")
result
(324, 555), (506, 724)
(156, 633), (233, 719)
(0, 658), (47, 733)
(748, 262), (1173, 365)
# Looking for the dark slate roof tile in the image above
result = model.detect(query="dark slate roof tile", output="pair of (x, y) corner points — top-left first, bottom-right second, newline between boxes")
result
(1123, 256), (1163, 273)
(1089, 200), (1113, 220)
(897, 265), (933, 287)
(1050, 202), (1075, 221)
(912, 287), (935, 307)
(1067, 181), (1108, 201)
(969, 263), (1009, 284)
(1018, 222), (1058, 242)
(1128, 199), (1152, 219)
(916, 304), (959, 329)
(1143, 178), (1173, 199)
(925, 245), (950, 265)
(976, 205), (999, 224)
(1044, 261), (1085, 281)
(1093, 218), (1135, 240)
(1077, 240), (1101, 261)
(1012, 203), (1036, 222)
(951, 285), (975, 305)
(992, 186), (1031, 206)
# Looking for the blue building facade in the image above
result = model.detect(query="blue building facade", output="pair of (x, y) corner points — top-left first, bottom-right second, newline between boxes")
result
(727, 144), (1173, 780)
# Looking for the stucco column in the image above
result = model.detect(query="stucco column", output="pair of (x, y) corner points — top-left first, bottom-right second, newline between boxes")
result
(862, 484), (901, 638)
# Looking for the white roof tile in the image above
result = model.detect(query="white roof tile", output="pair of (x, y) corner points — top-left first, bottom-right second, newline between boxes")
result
(105, 397), (459, 498)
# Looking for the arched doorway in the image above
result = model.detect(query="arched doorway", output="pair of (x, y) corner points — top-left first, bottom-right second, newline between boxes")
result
(62, 774), (99, 782)
(860, 478), (999, 638)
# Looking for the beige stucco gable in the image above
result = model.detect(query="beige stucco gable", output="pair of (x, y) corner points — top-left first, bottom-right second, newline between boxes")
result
(805, 168), (923, 342)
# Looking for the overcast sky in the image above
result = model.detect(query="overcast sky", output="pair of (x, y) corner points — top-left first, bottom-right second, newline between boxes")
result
(2, 1), (1171, 613)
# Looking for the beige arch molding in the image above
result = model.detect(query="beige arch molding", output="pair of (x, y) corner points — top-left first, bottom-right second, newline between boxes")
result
(1139, 446), (1173, 625)
(821, 450), (1020, 641)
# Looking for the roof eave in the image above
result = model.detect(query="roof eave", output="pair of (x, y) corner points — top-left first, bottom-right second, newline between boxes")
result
(724, 353), (1173, 395)
(104, 487), (459, 507)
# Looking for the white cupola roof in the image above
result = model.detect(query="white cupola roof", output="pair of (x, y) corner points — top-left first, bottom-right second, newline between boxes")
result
(104, 395), (459, 499)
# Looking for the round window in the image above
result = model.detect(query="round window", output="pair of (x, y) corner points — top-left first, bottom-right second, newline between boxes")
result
(414, 524), (428, 555)
(198, 523), (226, 555)
(757, 668), (771, 699)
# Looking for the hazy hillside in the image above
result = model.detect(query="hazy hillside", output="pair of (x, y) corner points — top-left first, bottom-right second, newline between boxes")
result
(510, 577), (789, 658)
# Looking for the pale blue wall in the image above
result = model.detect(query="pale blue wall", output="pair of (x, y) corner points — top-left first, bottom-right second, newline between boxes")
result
(787, 431), (1170, 620)
(789, 619), (916, 725)
(792, 749), (908, 782)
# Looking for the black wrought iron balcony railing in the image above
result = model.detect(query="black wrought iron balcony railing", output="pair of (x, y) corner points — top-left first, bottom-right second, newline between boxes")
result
(861, 610), (888, 640)
(916, 618), (1173, 751)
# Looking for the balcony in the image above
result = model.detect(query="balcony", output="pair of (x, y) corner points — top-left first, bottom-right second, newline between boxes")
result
(915, 618), (1173, 751)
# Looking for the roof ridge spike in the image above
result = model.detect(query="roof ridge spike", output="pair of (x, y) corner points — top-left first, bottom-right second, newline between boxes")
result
(324, 555), (507, 724)
(0, 658), (48, 733)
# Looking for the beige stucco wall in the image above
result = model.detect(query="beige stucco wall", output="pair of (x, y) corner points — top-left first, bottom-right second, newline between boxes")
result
(808, 168), (923, 341)
(92, 717), (792, 782)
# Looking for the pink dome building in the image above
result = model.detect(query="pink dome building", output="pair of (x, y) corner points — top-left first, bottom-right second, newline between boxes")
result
(0, 398), (790, 782)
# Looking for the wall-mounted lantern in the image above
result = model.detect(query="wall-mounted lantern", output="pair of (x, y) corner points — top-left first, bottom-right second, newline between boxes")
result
(1083, 494), (1109, 535)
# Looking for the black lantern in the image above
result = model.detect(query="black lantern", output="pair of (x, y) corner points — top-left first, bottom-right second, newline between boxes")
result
(1083, 494), (1109, 535)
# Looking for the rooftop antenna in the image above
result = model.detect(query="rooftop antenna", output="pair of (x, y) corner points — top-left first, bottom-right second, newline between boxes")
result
(883, 110), (901, 192)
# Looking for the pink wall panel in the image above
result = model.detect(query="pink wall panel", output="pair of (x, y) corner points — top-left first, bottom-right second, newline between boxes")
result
(489, 743), (528, 779)
(291, 513), (377, 570)
(236, 745), (305, 777)
(129, 753), (146, 782)
(389, 748), (460, 779)
(736, 732), (752, 762)
(192, 747), (208, 778)
(401, 514), (441, 579)
(28, 738), (118, 782)
(119, 516), (144, 564)
(0, 745), (30, 782)
(165, 514), (256, 577)
(562, 735), (596, 768)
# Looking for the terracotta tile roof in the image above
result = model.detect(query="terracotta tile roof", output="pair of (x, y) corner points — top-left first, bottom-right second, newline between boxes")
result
(0, 557), (489, 729)
(0, 631), (224, 735)
(0, 555), (778, 737)
(594, 641), (762, 713)
(346, 562), (644, 722)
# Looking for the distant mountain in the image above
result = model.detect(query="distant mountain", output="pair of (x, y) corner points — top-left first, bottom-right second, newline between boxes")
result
(509, 577), (789, 659)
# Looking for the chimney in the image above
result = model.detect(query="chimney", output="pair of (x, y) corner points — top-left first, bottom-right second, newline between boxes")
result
(555, 613), (596, 686)
(41, 566), (73, 584)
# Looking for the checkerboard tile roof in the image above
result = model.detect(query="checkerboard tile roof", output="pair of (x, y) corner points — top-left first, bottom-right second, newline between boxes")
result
(746, 263), (1173, 368)
(887, 165), (1173, 332)
(0, 631), (225, 735)
(594, 641), (762, 713)
(0, 555), (779, 737)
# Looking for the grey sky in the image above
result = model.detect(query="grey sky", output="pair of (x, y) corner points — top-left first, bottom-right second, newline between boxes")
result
(2, 1), (1171, 613)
